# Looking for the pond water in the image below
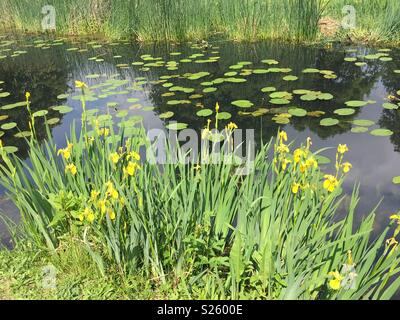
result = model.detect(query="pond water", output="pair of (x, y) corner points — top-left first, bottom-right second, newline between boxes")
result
(0, 36), (400, 245)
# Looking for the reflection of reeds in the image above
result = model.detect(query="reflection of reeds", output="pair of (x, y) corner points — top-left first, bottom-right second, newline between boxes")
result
(1, 0), (400, 43)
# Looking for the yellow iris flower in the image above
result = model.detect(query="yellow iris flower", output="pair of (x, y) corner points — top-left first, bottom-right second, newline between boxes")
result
(276, 144), (290, 154)
(227, 122), (238, 131)
(337, 144), (349, 154)
(97, 199), (107, 214)
(124, 161), (140, 176)
(293, 148), (306, 164)
(98, 128), (110, 137)
(127, 151), (141, 161)
(292, 183), (301, 194)
(342, 162), (352, 173)
(65, 163), (77, 176)
(328, 271), (344, 290)
(279, 130), (288, 143)
(75, 80), (88, 88)
(323, 175), (339, 193)
(58, 143), (73, 160)
(108, 209), (116, 221)
(105, 181), (119, 200)
(90, 190), (100, 202)
(110, 152), (120, 165)
(306, 157), (318, 169)
(281, 158), (291, 170)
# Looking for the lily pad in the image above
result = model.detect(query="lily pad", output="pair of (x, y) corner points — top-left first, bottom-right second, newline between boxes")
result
(283, 75), (298, 81)
(370, 129), (393, 137)
(345, 100), (368, 107)
(334, 108), (355, 116)
(0, 92), (10, 98)
(167, 100), (191, 105)
(116, 110), (129, 118)
(383, 103), (399, 110)
(33, 110), (49, 117)
(2, 146), (18, 154)
(315, 155), (331, 164)
(203, 87), (217, 93)
(261, 87), (276, 93)
(320, 118), (339, 127)
(351, 127), (369, 133)
(1, 122), (17, 130)
(52, 105), (73, 114)
(352, 119), (375, 127)
(300, 94), (317, 101)
(318, 93), (334, 100)
(57, 93), (69, 100)
(232, 100), (254, 108)
(166, 122), (188, 130)
(302, 68), (320, 73)
(288, 108), (307, 117)
(216, 112), (232, 120)
(159, 111), (174, 119)
(47, 117), (60, 125)
(14, 131), (32, 138)
(270, 98), (290, 105)
(196, 109), (213, 117)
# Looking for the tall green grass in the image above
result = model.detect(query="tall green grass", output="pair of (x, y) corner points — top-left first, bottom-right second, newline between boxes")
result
(0, 0), (330, 42)
(1, 91), (400, 299)
(2, 0), (400, 43)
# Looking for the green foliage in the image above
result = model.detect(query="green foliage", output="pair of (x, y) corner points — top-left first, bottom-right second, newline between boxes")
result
(0, 0), (327, 42)
(2, 0), (400, 43)
(1, 111), (400, 299)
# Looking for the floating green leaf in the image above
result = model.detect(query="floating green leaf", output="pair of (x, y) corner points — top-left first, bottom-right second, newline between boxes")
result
(1, 122), (17, 130)
(216, 112), (232, 120)
(33, 110), (48, 117)
(261, 87), (276, 93)
(370, 129), (393, 137)
(288, 108), (307, 117)
(320, 118), (339, 126)
(232, 100), (254, 108)
(270, 98), (290, 105)
(283, 75), (298, 81)
(14, 131), (32, 138)
(351, 127), (368, 133)
(52, 105), (73, 114)
(57, 93), (69, 100)
(196, 109), (213, 117)
(383, 103), (399, 110)
(0, 92), (10, 98)
(47, 117), (60, 125)
(345, 100), (368, 107)
(166, 122), (188, 130)
(352, 119), (375, 127)
(159, 111), (174, 119)
(334, 108), (355, 116)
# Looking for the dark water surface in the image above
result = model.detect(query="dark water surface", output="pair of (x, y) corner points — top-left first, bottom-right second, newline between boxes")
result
(0, 36), (400, 244)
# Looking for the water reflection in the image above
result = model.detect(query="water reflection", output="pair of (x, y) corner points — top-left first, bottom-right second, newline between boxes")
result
(0, 37), (399, 244)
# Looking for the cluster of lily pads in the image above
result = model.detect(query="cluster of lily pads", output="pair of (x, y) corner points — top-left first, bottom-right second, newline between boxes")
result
(0, 38), (399, 165)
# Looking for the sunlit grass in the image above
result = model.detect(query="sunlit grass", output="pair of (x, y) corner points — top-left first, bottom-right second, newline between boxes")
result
(1, 0), (400, 43)
(1, 86), (400, 299)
